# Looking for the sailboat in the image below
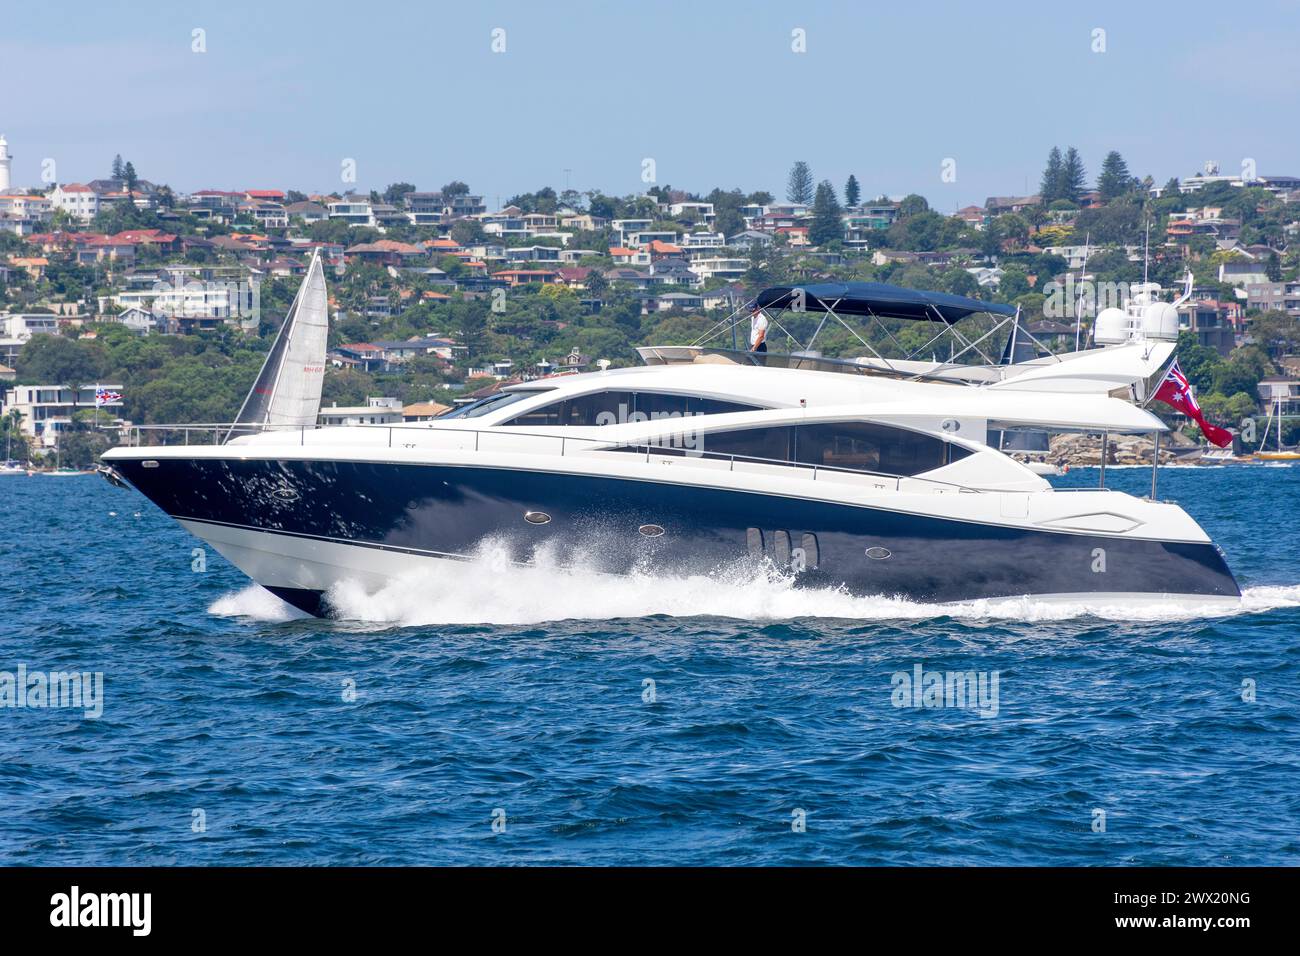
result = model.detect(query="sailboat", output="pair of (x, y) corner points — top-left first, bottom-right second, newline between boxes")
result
(1253, 393), (1300, 461)
(1, 416), (25, 475)
(225, 248), (330, 441)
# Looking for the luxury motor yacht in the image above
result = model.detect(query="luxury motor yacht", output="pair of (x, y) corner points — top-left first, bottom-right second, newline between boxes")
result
(100, 267), (1240, 616)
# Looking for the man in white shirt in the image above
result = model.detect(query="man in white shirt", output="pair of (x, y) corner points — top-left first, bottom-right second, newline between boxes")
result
(749, 308), (769, 352)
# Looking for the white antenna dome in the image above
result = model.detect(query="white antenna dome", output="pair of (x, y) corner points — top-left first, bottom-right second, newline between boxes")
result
(1141, 302), (1180, 341)
(1094, 307), (1129, 345)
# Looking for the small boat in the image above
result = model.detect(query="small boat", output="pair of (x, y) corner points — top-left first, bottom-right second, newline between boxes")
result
(44, 467), (96, 476)
(1252, 394), (1298, 461)
(0, 459), (27, 476)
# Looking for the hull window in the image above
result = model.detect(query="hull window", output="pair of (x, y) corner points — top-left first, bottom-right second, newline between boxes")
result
(746, 527), (765, 559)
(638, 524), (666, 538)
(772, 530), (791, 565)
(524, 511), (552, 525)
(800, 533), (820, 569)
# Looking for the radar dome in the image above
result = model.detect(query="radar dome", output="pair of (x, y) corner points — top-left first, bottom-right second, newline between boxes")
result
(1141, 302), (1180, 341)
(1094, 307), (1129, 345)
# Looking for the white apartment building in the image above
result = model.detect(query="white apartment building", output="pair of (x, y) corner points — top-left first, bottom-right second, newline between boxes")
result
(2, 383), (124, 447)
(687, 257), (748, 282)
(317, 396), (403, 426)
(0, 313), (60, 365)
(327, 200), (376, 227)
(49, 183), (102, 222)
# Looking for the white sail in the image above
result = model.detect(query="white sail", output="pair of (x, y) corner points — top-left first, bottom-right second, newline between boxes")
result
(227, 250), (329, 440)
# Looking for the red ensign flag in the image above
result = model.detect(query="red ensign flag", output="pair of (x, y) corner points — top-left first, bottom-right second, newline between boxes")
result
(1153, 359), (1233, 448)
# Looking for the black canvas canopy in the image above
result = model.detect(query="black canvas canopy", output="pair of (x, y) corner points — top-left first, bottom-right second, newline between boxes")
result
(753, 282), (1016, 324)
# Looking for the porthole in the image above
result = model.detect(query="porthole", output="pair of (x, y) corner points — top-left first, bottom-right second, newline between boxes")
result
(801, 532), (820, 569)
(772, 530), (791, 565)
(524, 511), (552, 525)
(941, 418), (960, 433)
(638, 524), (665, 538)
(142, 460), (160, 469)
(746, 527), (765, 559)
(865, 546), (892, 560)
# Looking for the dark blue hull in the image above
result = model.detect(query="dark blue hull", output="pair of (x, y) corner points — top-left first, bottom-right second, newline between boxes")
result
(111, 456), (1241, 617)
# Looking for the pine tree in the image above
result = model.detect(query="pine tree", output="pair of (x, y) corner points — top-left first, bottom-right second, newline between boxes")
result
(111, 154), (124, 180)
(1097, 151), (1132, 202)
(787, 161), (813, 206)
(1061, 147), (1087, 204)
(123, 161), (139, 196)
(1040, 147), (1064, 203)
(1161, 176), (1182, 198)
(844, 174), (861, 208)
(809, 181), (843, 246)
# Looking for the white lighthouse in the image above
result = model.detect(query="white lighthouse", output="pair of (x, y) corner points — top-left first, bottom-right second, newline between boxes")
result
(0, 135), (10, 191)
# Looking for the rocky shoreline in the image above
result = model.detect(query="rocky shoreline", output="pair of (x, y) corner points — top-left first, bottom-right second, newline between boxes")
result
(1021, 433), (1200, 468)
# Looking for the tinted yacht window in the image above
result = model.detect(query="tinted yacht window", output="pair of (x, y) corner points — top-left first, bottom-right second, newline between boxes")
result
(505, 390), (760, 427)
(689, 422), (965, 477)
(636, 393), (759, 418)
(793, 422), (950, 476)
(438, 391), (536, 419)
(698, 425), (795, 463)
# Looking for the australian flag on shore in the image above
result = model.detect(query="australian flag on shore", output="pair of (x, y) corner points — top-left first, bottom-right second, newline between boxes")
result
(94, 386), (122, 407)
(1153, 360), (1233, 447)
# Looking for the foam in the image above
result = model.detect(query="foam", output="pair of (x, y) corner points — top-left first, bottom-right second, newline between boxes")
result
(208, 538), (1300, 627)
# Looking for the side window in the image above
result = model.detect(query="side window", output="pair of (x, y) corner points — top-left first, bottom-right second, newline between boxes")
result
(635, 392), (693, 419)
(506, 391), (761, 427)
(793, 422), (949, 477)
(505, 400), (565, 427)
(699, 425), (795, 462)
(566, 391), (636, 426)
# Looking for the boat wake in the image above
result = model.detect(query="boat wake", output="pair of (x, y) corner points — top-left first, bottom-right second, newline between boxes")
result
(208, 539), (1300, 627)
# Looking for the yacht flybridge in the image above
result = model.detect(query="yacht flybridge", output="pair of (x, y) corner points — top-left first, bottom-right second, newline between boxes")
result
(101, 273), (1239, 617)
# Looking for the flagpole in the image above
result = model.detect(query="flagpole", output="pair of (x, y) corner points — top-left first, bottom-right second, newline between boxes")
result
(1150, 431), (1160, 500)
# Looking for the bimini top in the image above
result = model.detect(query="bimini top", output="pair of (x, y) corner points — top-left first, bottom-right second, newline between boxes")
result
(753, 281), (1017, 323)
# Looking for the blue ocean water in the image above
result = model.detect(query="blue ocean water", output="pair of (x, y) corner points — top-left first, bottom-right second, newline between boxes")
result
(1, 466), (1298, 866)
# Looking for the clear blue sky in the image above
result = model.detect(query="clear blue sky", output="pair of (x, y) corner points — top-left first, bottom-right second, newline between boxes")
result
(4, 0), (1298, 209)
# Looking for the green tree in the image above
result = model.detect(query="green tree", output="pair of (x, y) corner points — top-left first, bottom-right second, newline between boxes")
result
(111, 154), (124, 180)
(1096, 150), (1132, 202)
(16, 335), (104, 385)
(123, 161), (139, 197)
(898, 193), (930, 219)
(1040, 147), (1064, 203)
(808, 181), (843, 246)
(1266, 251), (1282, 281)
(57, 429), (110, 468)
(844, 174), (861, 207)
(382, 182), (417, 205)
(1061, 148), (1087, 204)
(786, 161), (813, 205)
(1251, 310), (1300, 356)
(449, 218), (485, 246)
